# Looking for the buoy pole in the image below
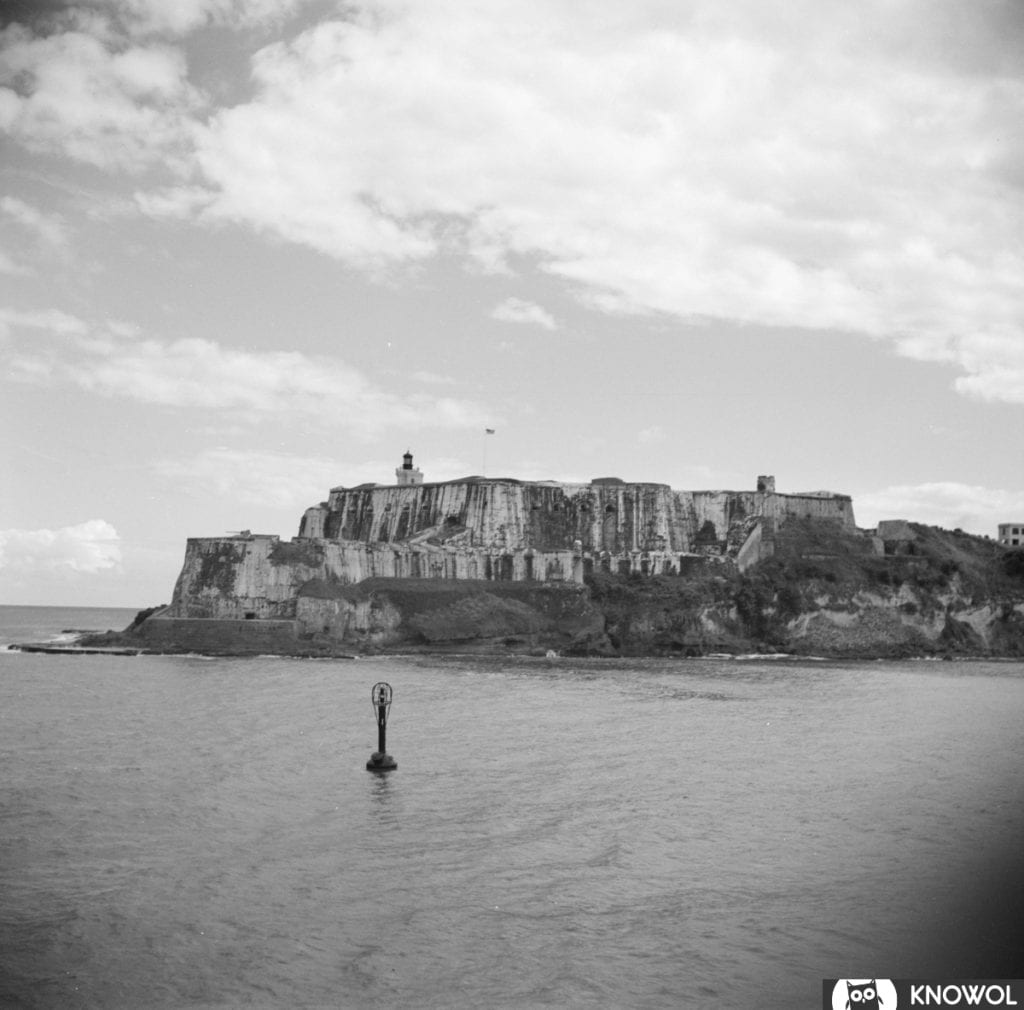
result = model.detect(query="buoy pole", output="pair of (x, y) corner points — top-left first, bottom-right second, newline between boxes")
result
(366, 681), (397, 772)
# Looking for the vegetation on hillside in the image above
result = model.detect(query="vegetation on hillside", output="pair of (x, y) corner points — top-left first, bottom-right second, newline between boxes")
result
(578, 519), (1024, 657)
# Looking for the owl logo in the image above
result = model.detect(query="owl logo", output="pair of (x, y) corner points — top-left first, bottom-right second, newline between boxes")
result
(846, 980), (881, 1008)
(831, 979), (897, 1010)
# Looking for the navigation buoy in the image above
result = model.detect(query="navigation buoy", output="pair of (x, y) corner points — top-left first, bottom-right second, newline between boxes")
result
(366, 681), (397, 772)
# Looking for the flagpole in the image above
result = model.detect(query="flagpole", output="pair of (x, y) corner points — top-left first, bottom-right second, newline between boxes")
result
(482, 428), (494, 476)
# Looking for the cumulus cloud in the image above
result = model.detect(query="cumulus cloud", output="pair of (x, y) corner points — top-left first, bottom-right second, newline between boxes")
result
(224, 6), (1024, 389)
(3, 1), (1023, 402)
(0, 308), (489, 434)
(0, 520), (121, 574)
(114, 0), (313, 37)
(0, 21), (200, 172)
(177, 0), (1023, 401)
(491, 297), (558, 331)
(856, 482), (1024, 536)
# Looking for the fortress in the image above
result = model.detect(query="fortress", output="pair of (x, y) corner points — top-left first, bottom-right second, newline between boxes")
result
(162, 453), (856, 631)
(101, 453), (1024, 659)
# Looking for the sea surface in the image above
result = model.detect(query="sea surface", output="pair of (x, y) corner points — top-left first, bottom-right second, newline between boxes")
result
(2, 605), (1024, 1009)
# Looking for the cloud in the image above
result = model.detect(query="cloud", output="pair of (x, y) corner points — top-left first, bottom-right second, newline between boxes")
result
(0, 21), (200, 172)
(114, 0), (314, 37)
(491, 297), (558, 331)
(0, 307), (490, 434)
(0, 196), (68, 248)
(178, 0), (1023, 401)
(0, 520), (121, 574)
(0, 306), (89, 339)
(855, 482), (1024, 536)
(3, 2), (1023, 403)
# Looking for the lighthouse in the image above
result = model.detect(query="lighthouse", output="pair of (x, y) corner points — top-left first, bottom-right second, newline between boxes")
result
(395, 450), (423, 486)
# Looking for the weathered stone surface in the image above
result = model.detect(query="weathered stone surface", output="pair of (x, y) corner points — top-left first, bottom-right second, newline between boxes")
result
(298, 478), (856, 556)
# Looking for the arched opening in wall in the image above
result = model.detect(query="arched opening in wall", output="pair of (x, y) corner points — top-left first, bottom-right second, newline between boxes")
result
(445, 515), (460, 527)
(605, 504), (616, 514)
(245, 612), (256, 620)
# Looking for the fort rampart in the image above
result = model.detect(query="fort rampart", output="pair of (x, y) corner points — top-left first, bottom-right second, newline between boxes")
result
(298, 477), (855, 553)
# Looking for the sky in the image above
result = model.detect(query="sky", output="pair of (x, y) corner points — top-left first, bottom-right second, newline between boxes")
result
(1, 0), (1023, 607)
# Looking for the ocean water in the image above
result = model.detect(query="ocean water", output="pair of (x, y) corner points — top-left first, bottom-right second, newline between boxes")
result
(2, 606), (1024, 1009)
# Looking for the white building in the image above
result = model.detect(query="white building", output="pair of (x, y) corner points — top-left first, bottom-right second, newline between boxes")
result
(998, 523), (1024, 547)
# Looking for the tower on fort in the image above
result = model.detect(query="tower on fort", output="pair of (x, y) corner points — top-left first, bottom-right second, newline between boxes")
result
(396, 450), (423, 486)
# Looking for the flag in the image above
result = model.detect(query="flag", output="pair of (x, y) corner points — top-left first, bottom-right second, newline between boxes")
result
(485, 428), (495, 434)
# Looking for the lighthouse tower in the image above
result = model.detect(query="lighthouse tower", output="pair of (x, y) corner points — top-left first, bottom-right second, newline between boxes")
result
(395, 450), (423, 486)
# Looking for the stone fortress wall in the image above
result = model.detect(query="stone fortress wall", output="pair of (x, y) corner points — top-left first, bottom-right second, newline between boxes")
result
(163, 459), (856, 623)
(298, 473), (855, 554)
